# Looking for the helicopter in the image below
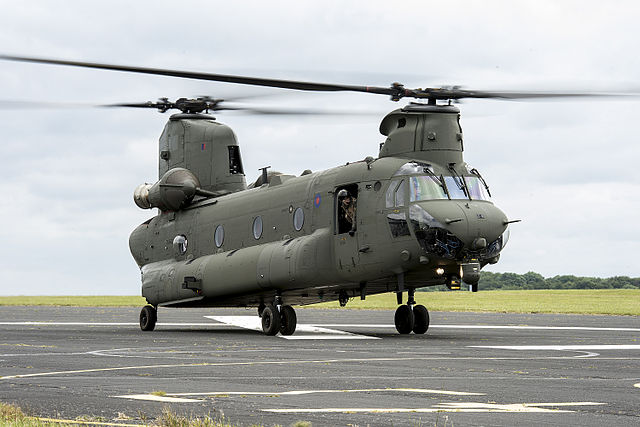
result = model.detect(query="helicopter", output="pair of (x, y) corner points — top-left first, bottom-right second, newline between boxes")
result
(0, 54), (630, 336)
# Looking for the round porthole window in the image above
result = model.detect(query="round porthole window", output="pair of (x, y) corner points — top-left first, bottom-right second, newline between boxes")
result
(253, 216), (263, 240)
(173, 235), (188, 255)
(214, 225), (224, 248)
(293, 207), (304, 231)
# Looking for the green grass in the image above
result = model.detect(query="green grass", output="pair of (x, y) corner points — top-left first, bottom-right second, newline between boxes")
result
(0, 296), (146, 307)
(0, 289), (638, 315)
(305, 289), (640, 316)
(0, 402), (272, 426)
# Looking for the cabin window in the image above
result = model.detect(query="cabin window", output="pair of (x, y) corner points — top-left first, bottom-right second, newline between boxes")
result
(173, 235), (188, 255)
(253, 216), (263, 239)
(293, 207), (304, 231)
(214, 225), (225, 247)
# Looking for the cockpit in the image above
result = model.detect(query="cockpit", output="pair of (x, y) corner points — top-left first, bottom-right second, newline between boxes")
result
(386, 161), (508, 263)
(392, 161), (491, 202)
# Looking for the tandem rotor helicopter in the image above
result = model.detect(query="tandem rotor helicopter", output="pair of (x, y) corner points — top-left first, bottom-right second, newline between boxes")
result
(1, 55), (631, 336)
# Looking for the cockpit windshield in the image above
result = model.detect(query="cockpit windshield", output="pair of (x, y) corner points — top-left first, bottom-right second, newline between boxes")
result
(396, 162), (491, 202)
(466, 176), (490, 200)
(409, 176), (447, 201)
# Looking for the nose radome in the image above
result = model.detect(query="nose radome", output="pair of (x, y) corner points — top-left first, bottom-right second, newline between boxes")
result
(459, 201), (508, 246)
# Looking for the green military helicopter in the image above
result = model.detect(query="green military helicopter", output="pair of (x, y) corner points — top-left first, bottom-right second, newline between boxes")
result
(0, 55), (626, 336)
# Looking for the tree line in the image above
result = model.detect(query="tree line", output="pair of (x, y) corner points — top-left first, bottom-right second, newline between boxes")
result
(420, 272), (640, 291)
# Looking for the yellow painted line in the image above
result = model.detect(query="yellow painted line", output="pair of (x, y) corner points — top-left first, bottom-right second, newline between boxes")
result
(0, 356), (430, 380)
(113, 394), (201, 403)
(31, 417), (141, 426)
(167, 387), (484, 397)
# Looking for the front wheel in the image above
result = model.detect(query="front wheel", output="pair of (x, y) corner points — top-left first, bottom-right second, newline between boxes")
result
(394, 304), (414, 334)
(280, 305), (297, 336)
(261, 304), (281, 336)
(412, 304), (430, 334)
(139, 305), (157, 331)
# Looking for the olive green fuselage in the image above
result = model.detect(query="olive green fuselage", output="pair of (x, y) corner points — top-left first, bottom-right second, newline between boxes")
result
(129, 104), (509, 308)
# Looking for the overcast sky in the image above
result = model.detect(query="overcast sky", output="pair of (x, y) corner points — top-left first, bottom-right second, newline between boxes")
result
(0, 0), (639, 295)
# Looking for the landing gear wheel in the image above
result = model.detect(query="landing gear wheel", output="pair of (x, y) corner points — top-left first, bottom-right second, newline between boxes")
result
(412, 304), (430, 334)
(257, 303), (266, 318)
(394, 304), (414, 334)
(139, 305), (157, 331)
(279, 305), (297, 336)
(261, 304), (281, 336)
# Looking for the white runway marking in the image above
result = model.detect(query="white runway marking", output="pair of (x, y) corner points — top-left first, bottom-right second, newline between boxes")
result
(315, 324), (640, 332)
(206, 316), (379, 339)
(115, 388), (484, 402)
(261, 401), (605, 414)
(634, 383), (640, 389)
(2, 321), (638, 333)
(0, 322), (222, 327)
(471, 345), (640, 351)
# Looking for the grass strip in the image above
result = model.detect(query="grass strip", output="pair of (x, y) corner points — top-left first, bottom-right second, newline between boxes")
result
(305, 289), (640, 316)
(0, 289), (638, 315)
(0, 296), (146, 307)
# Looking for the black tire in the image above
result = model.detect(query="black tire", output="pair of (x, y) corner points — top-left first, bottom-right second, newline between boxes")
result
(257, 303), (266, 318)
(261, 304), (281, 336)
(280, 305), (297, 336)
(140, 305), (157, 331)
(412, 304), (430, 334)
(394, 304), (414, 334)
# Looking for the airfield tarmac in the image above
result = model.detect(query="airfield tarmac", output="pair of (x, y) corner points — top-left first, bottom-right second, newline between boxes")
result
(0, 307), (638, 427)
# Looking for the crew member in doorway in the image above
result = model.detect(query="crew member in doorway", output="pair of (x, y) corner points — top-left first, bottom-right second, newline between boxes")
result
(338, 189), (357, 234)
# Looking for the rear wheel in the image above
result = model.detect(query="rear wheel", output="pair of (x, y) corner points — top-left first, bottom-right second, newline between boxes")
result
(394, 304), (414, 334)
(261, 304), (281, 336)
(139, 305), (157, 331)
(280, 305), (297, 336)
(412, 304), (430, 334)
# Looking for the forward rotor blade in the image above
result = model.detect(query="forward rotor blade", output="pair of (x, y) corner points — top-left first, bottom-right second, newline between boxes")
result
(0, 54), (396, 97)
(426, 88), (640, 100)
(3, 54), (638, 102)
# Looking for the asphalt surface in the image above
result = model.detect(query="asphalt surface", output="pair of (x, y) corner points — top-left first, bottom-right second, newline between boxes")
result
(0, 306), (639, 426)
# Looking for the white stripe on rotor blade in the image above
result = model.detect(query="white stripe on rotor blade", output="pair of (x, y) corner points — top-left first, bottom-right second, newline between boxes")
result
(205, 316), (379, 340)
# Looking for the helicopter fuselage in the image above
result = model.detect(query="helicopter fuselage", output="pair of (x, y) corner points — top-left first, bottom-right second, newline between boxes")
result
(129, 154), (509, 309)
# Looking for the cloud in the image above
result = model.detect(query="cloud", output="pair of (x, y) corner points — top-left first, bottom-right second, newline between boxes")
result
(0, 0), (639, 295)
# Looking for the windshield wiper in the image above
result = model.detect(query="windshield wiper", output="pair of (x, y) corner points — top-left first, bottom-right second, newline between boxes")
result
(448, 163), (469, 198)
(470, 168), (492, 197)
(422, 166), (445, 189)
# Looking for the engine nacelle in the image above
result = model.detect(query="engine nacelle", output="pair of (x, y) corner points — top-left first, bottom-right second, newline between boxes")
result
(134, 168), (200, 211)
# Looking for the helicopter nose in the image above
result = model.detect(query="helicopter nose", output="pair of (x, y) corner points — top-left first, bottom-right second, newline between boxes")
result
(417, 201), (508, 248)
